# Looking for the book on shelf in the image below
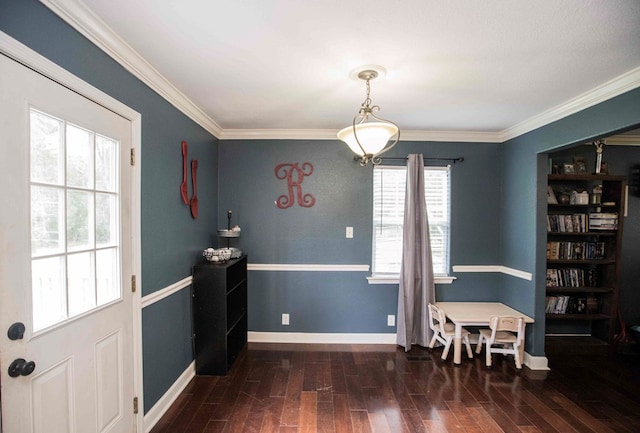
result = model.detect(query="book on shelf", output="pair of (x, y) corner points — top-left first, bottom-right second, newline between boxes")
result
(547, 213), (588, 233)
(546, 268), (598, 288)
(588, 213), (618, 230)
(546, 269), (559, 287)
(546, 241), (605, 260)
(545, 295), (589, 314)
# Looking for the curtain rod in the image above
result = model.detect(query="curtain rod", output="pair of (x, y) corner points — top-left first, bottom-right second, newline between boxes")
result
(379, 156), (464, 164)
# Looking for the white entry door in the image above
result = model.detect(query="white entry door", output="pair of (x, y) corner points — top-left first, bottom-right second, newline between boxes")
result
(0, 53), (136, 432)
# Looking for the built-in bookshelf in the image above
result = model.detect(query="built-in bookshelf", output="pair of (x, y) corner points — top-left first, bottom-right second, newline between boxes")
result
(546, 174), (626, 343)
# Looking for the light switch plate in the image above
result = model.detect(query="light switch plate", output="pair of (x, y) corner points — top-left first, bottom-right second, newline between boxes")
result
(346, 226), (353, 238)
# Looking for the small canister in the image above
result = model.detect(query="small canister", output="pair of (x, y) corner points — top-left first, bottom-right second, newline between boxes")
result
(591, 185), (602, 204)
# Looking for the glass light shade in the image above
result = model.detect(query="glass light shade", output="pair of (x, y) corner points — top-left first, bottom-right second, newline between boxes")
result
(337, 122), (398, 156)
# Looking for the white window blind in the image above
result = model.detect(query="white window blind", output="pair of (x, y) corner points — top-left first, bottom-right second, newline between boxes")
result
(372, 165), (451, 276)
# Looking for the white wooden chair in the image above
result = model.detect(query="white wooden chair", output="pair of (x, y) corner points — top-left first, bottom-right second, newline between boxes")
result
(475, 316), (525, 369)
(427, 303), (474, 361)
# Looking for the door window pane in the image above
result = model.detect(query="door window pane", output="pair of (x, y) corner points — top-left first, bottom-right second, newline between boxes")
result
(31, 185), (65, 256)
(32, 256), (66, 331)
(96, 193), (117, 247)
(96, 135), (117, 192)
(67, 190), (94, 251)
(67, 252), (96, 317)
(30, 110), (64, 185)
(66, 124), (93, 188)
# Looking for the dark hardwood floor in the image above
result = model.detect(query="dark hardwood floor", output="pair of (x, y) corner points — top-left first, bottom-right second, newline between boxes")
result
(149, 338), (640, 433)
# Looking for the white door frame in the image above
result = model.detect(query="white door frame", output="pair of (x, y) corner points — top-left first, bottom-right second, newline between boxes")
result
(0, 31), (144, 433)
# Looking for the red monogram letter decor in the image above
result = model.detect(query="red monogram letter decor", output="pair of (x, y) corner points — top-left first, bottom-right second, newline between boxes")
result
(275, 162), (316, 209)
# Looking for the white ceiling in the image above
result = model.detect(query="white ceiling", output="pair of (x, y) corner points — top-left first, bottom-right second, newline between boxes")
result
(47, 0), (640, 141)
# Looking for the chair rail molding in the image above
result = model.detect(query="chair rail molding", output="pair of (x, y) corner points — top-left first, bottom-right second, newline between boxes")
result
(452, 265), (532, 281)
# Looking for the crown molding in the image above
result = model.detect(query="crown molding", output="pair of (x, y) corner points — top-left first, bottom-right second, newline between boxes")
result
(41, 0), (640, 143)
(400, 130), (501, 143)
(220, 128), (501, 142)
(40, 0), (223, 138)
(219, 129), (338, 140)
(501, 66), (640, 142)
(607, 134), (640, 146)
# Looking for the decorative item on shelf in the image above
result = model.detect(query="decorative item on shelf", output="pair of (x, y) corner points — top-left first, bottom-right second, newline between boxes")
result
(573, 156), (588, 174)
(562, 163), (575, 174)
(590, 184), (602, 205)
(593, 139), (606, 174)
(218, 210), (243, 257)
(203, 248), (232, 263)
(570, 189), (589, 205)
(337, 66), (400, 166)
(547, 186), (558, 204)
(558, 192), (571, 204)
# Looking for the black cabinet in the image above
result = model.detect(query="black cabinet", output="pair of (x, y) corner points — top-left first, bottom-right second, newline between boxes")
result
(192, 255), (247, 375)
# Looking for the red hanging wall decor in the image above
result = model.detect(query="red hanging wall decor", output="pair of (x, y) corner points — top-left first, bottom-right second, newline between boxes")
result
(274, 162), (316, 209)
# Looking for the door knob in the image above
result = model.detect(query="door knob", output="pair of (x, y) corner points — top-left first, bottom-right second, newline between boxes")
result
(8, 358), (36, 377)
(7, 322), (26, 340)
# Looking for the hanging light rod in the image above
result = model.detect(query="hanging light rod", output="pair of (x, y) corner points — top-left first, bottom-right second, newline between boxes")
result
(378, 156), (465, 164)
(337, 66), (400, 166)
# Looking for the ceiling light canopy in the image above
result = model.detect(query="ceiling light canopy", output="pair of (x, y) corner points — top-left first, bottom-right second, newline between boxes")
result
(337, 67), (400, 166)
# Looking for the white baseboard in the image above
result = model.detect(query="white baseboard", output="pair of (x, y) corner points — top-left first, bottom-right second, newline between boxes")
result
(144, 361), (196, 433)
(248, 332), (549, 370)
(523, 352), (550, 371)
(248, 331), (397, 345)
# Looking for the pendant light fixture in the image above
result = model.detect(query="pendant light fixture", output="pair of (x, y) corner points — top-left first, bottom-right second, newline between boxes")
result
(337, 66), (400, 166)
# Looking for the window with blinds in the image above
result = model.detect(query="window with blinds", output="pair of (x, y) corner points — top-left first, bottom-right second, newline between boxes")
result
(372, 165), (451, 276)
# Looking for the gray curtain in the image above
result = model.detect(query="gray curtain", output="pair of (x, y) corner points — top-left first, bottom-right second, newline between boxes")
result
(397, 154), (436, 351)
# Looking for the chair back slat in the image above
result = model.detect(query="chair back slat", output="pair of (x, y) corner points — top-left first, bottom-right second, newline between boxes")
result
(428, 303), (447, 334)
(488, 315), (524, 346)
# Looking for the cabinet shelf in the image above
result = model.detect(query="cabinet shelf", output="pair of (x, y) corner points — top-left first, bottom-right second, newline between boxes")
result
(548, 174), (626, 182)
(546, 286), (613, 294)
(546, 313), (610, 321)
(547, 204), (618, 209)
(547, 231), (617, 236)
(547, 259), (615, 265)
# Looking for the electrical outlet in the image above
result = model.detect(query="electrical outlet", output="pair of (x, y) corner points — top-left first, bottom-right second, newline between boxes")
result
(282, 313), (290, 325)
(346, 226), (353, 238)
(387, 314), (395, 326)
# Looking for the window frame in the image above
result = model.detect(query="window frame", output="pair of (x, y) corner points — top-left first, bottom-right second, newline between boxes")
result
(368, 164), (455, 285)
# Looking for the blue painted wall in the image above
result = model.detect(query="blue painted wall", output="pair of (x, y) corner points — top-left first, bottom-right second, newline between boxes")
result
(217, 139), (504, 333)
(0, 0), (218, 412)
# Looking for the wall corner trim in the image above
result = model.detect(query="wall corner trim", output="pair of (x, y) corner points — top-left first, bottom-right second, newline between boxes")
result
(452, 265), (532, 281)
(143, 361), (195, 433)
